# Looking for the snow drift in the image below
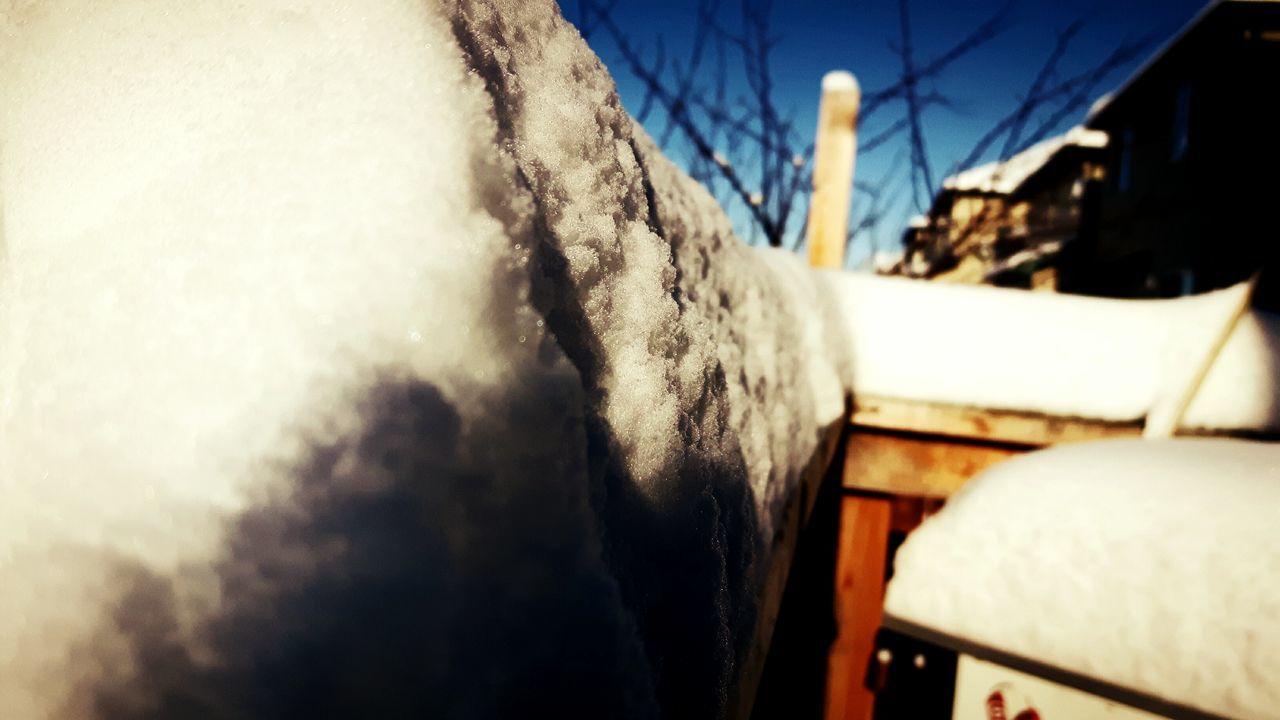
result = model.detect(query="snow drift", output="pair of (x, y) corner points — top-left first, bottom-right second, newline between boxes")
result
(0, 1), (848, 718)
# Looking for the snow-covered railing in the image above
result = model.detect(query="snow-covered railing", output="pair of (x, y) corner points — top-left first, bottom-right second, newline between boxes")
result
(880, 437), (1280, 720)
(730, 71), (865, 717)
(819, 271), (1279, 719)
(825, 273), (1280, 439)
(0, 4), (857, 719)
(5, 2), (1276, 718)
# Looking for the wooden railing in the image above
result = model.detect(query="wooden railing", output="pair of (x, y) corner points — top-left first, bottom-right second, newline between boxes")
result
(825, 400), (1141, 720)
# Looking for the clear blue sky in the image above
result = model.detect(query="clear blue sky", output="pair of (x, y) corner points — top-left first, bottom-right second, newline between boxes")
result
(570, 0), (1205, 268)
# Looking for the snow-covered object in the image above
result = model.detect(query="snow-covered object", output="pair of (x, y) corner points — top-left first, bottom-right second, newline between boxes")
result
(884, 438), (1280, 720)
(821, 271), (1280, 433)
(943, 125), (1108, 196)
(0, 1), (847, 717)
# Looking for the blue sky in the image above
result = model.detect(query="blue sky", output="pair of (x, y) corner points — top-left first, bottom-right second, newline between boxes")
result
(570, 0), (1205, 268)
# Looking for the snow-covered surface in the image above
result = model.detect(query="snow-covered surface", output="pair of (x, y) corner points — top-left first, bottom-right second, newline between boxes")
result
(0, 2), (848, 717)
(822, 271), (1280, 433)
(884, 438), (1280, 720)
(942, 125), (1108, 196)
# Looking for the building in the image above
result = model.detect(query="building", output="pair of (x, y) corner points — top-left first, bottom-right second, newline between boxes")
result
(900, 126), (1108, 290)
(1061, 0), (1280, 304)
(899, 0), (1280, 301)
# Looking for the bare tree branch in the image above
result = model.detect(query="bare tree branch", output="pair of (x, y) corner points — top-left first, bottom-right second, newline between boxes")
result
(895, 0), (936, 213)
(860, 0), (1015, 123)
(1011, 34), (1156, 152)
(578, 0), (1150, 270)
(947, 32), (1155, 176)
(999, 19), (1085, 158)
(582, 0), (813, 245)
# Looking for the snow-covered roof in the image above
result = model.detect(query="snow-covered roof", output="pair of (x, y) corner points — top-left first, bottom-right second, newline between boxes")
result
(885, 437), (1280, 719)
(942, 126), (1108, 196)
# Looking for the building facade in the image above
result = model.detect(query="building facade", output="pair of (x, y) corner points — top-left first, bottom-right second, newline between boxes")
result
(1061, 0), (1280, 304)
(898, 0), (1280, 304)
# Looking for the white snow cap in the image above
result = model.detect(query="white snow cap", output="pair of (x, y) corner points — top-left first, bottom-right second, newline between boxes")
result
(822, 69), (860, 93)
(820, 70), (861, 115)
(885, 438), (1280, 720)
(0, 1), (849, 717)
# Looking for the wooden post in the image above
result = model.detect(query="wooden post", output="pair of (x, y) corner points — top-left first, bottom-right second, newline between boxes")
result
(806, 70), (861, 269)
(824, 493), (890, 720)
(813, 72), (866, 716)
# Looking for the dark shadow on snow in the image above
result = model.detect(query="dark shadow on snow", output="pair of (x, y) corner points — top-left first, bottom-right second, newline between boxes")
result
(86, 377), (657, 719)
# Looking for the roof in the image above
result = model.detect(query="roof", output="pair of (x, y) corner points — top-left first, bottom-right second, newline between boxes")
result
(1086, 0), (1280, 125)
(941, 126), (1108, 196)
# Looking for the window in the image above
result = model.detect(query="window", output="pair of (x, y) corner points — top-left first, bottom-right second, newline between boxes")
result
(1172, 84), (1192, 160)
(1179, 269), (1196, 296)
(1117, 128), (1134, 191)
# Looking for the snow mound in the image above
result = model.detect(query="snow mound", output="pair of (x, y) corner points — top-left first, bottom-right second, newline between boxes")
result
(884, 438), (1280, 720)
(822, 271), (1280, 432)
(0, 1), (847, 717)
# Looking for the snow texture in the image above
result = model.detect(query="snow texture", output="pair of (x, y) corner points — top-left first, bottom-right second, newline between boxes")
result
(884, 438), (1280, 720)
(0, 1), (848, 718)
(821, 270), (1280, 433)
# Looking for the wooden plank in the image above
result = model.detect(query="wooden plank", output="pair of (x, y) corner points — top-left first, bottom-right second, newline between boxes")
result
(825, 493), (892, 720)
(806, 71), (860, 269)
(850, 395), (1141, 447)
(843, 430), (1022, 498)
(889, 495), (944, 534)
(729, 417), (845, 720)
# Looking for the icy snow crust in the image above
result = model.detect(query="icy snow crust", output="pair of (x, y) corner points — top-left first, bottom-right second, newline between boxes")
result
(884, 438), (1280, 719)
(0, 1), (847, 718)
(822, 271), (1280, 432)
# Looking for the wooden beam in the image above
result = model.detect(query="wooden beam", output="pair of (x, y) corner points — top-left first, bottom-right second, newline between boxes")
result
(825, 493), (891, 720)
(850, 396), (1141, 447)
(806, 71), (860, 269)
(842, 429), (1020, 498)
(888, 495), (944, 534)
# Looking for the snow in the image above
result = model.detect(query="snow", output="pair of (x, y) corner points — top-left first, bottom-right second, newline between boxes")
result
(821, 69), (859, 94)
(0, 1), (847, 718)
(942, 125), (1108, 196)
(883, 437), (1280, 720)
(4, 1), (1276, 716)
(1087, 91), (1115, 120)
(821, 271), (1280, 433)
